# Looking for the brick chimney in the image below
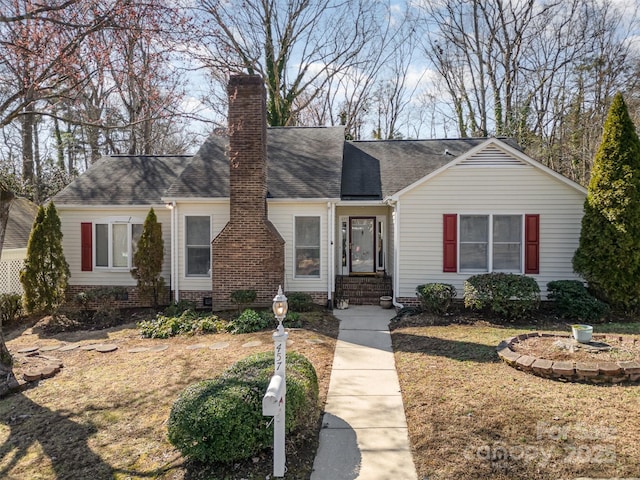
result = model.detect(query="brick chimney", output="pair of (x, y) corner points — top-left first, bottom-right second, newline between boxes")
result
(211, 75), (285, 309)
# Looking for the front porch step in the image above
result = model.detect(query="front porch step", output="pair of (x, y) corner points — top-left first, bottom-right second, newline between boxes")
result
(335, 275), (392, 306)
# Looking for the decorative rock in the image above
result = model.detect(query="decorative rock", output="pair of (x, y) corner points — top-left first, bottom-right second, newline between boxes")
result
(39, 345), (62, 352)
(80, 344), (98, 351)
(17, 346), (39, 354)
(305, 338), (324, 345)
(40, 366), (59, 378)
(127, 347), (151, 353)
(242, 340), (263, 348)
(185, 344), (207, 350)
(148, 345), (168, 352)
(95, 344), (118, 353)
(209, 342), (230, 350)
(23, 370), (42, 382)
(59, 344), (80, 352)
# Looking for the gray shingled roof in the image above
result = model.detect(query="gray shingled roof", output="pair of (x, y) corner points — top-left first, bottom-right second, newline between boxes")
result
(345, 138), (490, 199)
(53, 155), (190, 205)
(165, 126), (345, 199)
(3, 197), (38, 249)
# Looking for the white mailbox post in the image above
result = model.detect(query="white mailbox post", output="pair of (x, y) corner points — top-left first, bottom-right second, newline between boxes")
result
(263, 286), (288, 477)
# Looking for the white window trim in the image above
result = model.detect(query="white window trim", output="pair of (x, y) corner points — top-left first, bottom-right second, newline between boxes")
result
(94, 220), (143, 271)
(458, 213), (524, 274)
(184, 215), (212, 278)
(294, 215), (322, 279)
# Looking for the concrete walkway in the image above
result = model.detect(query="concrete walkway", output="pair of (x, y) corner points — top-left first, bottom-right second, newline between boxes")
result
(311, 306), (418, 480)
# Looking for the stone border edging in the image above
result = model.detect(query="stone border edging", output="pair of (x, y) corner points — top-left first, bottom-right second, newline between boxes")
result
(497, 332), (640, 384)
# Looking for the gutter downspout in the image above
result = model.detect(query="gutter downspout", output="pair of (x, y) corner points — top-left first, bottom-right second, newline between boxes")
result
(327, 201), (335, 309)
(390, 199), (403, 309)
(170, 202), (178, 302)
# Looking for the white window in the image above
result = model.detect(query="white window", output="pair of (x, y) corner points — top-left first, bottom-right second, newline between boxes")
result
(95, 223), (143, 269)
(185, 216), (211, 277)
(459, 215), (522, 272)
(295, 216), (320, 278)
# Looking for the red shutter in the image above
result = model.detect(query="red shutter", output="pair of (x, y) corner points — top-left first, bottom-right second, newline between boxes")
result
(524, 214), (539, 274)
(81, 222), (93, 272)
(443, 214), (457, 272)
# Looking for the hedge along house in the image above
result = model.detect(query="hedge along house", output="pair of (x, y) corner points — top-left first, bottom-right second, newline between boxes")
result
(53, 74), (587, 310)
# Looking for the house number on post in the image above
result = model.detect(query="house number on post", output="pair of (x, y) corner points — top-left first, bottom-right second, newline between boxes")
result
(263, 286), (288, 477)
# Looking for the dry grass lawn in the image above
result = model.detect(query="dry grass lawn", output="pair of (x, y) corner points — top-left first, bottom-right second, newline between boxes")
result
(0, 311), (338, 480)
(392, 318), (640, 480)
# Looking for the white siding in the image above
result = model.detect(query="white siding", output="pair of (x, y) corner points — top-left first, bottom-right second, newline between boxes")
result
(269, 202), (328, 294)
(396, 163), (586, 299)
(59, 207), (172, 287)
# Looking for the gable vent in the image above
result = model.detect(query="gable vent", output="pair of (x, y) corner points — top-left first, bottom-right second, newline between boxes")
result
(456, 145), (528, 167)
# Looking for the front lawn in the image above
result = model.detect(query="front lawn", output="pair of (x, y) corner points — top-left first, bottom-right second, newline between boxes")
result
(392, 319), (640, 480)
(0, 310), (338, 479)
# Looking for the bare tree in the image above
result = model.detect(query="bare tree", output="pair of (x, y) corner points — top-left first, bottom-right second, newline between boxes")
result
(195, 0), (386, 127)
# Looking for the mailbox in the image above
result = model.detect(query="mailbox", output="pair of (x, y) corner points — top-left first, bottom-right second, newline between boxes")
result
(262, 375), (285, 416)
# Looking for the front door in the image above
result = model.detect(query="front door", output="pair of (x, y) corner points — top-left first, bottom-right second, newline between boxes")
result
(350, 217), (375, 273)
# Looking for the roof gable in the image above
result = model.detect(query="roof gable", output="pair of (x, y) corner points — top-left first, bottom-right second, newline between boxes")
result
(389, 138), (587, 199)
(4, 197), (38, 249)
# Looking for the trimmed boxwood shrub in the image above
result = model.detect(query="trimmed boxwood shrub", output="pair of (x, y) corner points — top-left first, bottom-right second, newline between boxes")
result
(546, 280), (610, 323)
(416, 283), (456, 315)
(230, 308), (269, 334)
(464, 273), (540, 320)
(167, 351), (319, 464)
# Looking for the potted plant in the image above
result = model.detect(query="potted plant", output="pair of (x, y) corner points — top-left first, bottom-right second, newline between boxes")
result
(571, 324), (593, 343)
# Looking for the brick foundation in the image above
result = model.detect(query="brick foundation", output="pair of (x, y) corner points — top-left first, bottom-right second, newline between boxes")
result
(66, 285), (170, 309)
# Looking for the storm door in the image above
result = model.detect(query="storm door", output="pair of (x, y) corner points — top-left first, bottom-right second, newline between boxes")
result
(349, 217), (375, 273)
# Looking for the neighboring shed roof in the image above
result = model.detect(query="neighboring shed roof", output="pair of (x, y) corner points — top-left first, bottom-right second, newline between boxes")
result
(165, 126), (345, 199)
(4, 197), (38, 250)
(344, 138), (487, 199)
(53, 155), (190, 206)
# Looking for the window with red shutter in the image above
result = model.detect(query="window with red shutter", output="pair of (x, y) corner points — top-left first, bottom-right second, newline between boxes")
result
(81, 222), (92, 271)
(524, 214), (540, 274)
(443, 214), (457, 272)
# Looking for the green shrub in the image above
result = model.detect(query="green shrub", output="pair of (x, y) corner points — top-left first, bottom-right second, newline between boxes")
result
(464, 273), (540, 320)
(0, 293), (22, 324)
(164, 300), (196, 317)
(547, 280), (610, 323)
(138, 310), (224, 338)
(167, 351), (319, 464)
(230, 290), (257, 313)
(229, 308), (269, 334)
(284, 311), (302, 328)
(287, 292), (314, 312)
(416, 283), (456, 315)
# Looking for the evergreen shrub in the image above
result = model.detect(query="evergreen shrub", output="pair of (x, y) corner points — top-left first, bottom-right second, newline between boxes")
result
(464, 273), (540, 320)
(167, 351), (319, 464)
(416, 283), (457, 315)
(546, 280), (609, 323)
